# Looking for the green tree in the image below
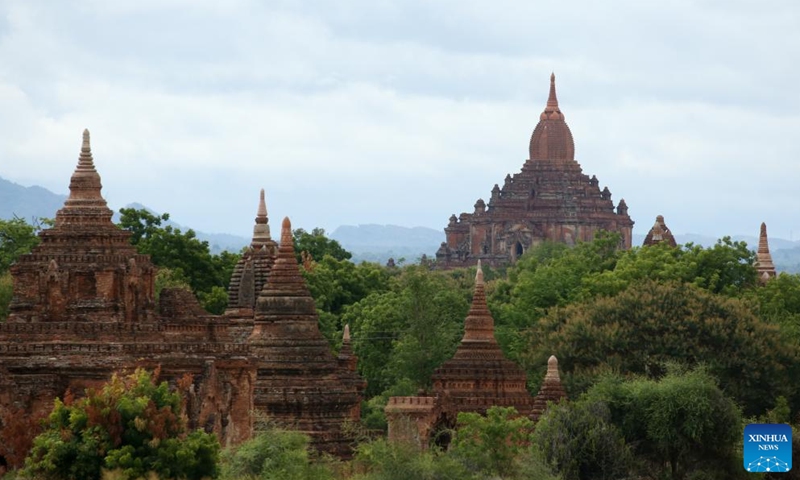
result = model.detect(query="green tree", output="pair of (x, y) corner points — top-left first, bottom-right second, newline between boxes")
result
(523, 280), (798, 415)
(301, 255), (392, 346)
(0, 217), (41, 273)
(0, 272), (12, 320)
(344, 266), (469, 397)
(23, 369), (220, 480)
(293, 227), (351, 263)
(532, 400), (633, 480)
(489, 233), (622, 361)
(220, 427), (336, 480)
(118, 208), (241, 311)
(582, 238), (757, 298)
(747, 272), (800, 344)
(584, 368), (744, 480)
(352, 438), (475, 480)
(450, 406), (540, 479)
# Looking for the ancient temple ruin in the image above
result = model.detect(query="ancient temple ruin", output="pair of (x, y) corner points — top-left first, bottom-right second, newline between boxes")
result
(385, 262), (565, 447)
(755, 222), (777, 284)
(437, 74), (633, 268)
(0, 131), (364, 464)
(642, 215), (677, 247)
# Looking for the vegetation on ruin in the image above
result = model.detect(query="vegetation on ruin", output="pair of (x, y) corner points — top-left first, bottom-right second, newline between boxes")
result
(21, 369), (219, 480)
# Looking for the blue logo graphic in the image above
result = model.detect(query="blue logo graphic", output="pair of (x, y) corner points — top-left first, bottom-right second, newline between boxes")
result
(744, 423), (792, 472)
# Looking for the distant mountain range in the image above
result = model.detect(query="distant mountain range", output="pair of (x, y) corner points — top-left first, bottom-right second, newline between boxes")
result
(0, 178), (249, 254)
(0, 177), (67, 223)
(3, 176), (800, 271)
(330, 224), (444, 264)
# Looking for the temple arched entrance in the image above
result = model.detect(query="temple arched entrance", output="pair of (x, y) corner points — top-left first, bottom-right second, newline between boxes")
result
(430, 414), (456, 450)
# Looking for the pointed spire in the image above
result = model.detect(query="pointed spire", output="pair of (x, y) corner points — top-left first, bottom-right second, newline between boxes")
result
(254, 216), (314, 312)
(546, 72), (559, 110)
(343, 324), (351, 343)
(461, 260), (496, 343)
(545, 355), (561, 382)
(257, 189), (268, 220)
(281, 217), (292, 246)
(756, 222), (776, 284)
(251, 188), (272, 248)
(57, 129), (112, 226)
(530, 73), (572, 160)
(531, 354), (568, 421)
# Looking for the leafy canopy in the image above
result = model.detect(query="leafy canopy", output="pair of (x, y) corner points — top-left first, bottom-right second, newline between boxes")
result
(23, 368), (220, 480)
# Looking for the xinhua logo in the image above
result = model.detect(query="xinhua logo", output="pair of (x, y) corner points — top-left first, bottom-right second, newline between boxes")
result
(744, 423), (792, 472)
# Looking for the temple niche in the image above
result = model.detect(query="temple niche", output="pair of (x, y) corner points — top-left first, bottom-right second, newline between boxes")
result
(385, 262), (566, 448)
(437, 74), (634, 268)
(0, 130), (364, 464)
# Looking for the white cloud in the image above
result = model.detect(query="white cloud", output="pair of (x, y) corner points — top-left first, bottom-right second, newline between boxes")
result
(0, 0), (799, 240)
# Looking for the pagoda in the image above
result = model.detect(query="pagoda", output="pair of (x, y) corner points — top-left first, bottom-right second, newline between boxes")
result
(437, 74), (633, 267)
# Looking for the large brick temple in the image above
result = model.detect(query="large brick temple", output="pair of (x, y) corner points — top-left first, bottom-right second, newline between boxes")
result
(0, 131), (364, 463)
(437, 74), (634, 268)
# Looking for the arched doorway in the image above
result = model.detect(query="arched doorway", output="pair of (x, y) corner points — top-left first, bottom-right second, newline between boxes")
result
(430, 414), (456, 450)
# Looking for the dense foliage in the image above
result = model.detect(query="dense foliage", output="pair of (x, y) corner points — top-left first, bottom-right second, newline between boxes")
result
(22, 369), (219, 480)
(117, 208), (240, 314)
(0, 217), (44, 320)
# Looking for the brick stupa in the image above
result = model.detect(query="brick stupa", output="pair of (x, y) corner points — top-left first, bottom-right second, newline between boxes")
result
(530, 355), (567, 421)
(226, 189), (277, 322)
(437, 74), (634, 267)
(249, 217), (364, 456)
(643, 215), (677, 247)
(8, 129), (157, 323)
(430, 261), (534, 418)
(755, 222), (776, 284)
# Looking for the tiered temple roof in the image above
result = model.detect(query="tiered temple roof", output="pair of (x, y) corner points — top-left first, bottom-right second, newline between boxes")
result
(437, 74), (633, 268)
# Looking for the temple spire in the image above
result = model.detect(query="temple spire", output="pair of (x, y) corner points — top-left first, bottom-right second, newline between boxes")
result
(57, 129), (112, 226)
(546, 72), (559, 110)
(251, 188), (272, 248)
(755, 222), (776, 284)
(531, 355), (568, 421)
(461, 260), (496, 343)
(343, 323), (351, 343)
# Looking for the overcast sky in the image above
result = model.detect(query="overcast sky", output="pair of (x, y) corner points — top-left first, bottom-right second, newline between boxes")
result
(1, 0), (799, 240)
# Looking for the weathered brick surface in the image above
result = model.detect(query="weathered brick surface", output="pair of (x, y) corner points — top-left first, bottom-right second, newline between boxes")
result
(0, 131), (363, 463)
(437, 75), (634, 268)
